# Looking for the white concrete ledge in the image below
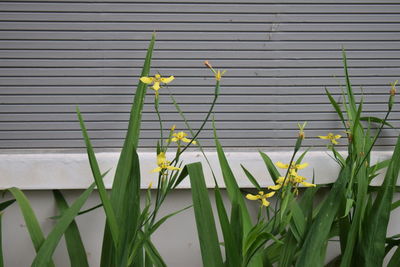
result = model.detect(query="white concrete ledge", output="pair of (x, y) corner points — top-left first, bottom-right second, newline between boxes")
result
(0, 151), (394, 190)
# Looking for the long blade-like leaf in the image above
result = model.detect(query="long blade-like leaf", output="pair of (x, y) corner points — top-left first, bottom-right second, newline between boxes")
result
(7, 188), (55, 267)
(0, 213), (3, 267)
(295, 164), (350, 267)
(358, 135), (400, 267)
(77, 108), (119, 247)
(241, 165), (261, 191)
(53, 190), (89, 267)
(259, 151), (280, 184)
(187, 162), (224, 267)
(214, 187), (241, 266)
(101, 33), (155, 267)
(0, 199), (15, 212)
(32, 184), (96, 267)
(388, 245), (400, 267)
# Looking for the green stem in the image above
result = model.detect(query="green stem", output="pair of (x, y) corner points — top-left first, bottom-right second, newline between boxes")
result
(354, 110), (391, 176)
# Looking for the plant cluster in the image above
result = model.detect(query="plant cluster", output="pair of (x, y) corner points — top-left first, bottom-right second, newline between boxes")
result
(0, 35), (399, 267)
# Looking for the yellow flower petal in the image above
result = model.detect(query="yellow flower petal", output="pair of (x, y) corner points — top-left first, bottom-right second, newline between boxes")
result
(331, 139), (339, 145)
(170, 137), (178, 142)
(334, 135), (342, 139)
(261, 198), (270, 207)
(166, 166), (181, 171)
(300, 181), (316, 187)
(268, 184), (282, 190)
(140, 77), (153, 84)
(296, 162), (309, 170)
(152, 82), (160, 91)
(265, 191), (276, 198)
(157, 152), (166, 165)
(276, 177), (285, 184)
(181, 137), (193, 143)
(160, 76), (175, 83)
(275, 161), (289, 169)
(246, 194), (260, 200)
(151, 167), (162, 173)
(318, 135), (330, 140)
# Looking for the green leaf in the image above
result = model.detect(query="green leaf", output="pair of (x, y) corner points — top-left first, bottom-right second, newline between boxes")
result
(187, 162), (224, 267)
(7, 188), (55, 267)
(0, 199), (15, 212)
(259, 151), (280, 183)
(278, 232), (297, 267)
(360, 116), (394, 128)
(102, 34), (155, 267)
(150, 206), (192, 236)
(358, 135), (400, 267)
(214, 187), (241, 266)
(325, 87), (346, 127)
(391, 200), (400, 211)
(0, 213), (3, 267)
(295, 147), (311, 166)
(241, 165), (261, 191)
(343, 198), (355, 218)
(53, 190), (89, 267)
(388, 246), (400, 267)
(172, 166), (188, 189)
(142, 236), (166, 267)
(244, 231), (282, 267)
(77, 107), (119, 247)
(32, 183), (96, 267)
(290, 200), (306, 243)
(295, 164), (350, 267)
(342, 48), (357, 116)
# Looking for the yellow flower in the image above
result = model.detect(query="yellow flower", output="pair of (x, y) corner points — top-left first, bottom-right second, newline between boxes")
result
(147, 182), (153, 189)
(318, 133), (342, 145)
(268, 177), (287, 190)
(140, 74), (174, 92)
(203, 60), (226, 81)
(390, 80), (398, 96)
(298, 122), (307, 139)
(170, 131), (197, 144)
(151, 152), (181, 173)
(275, 161), (309, 170)
(215, 70), (226, 81)
(246, 191), (275, 207)
(268, 166), (315, 192)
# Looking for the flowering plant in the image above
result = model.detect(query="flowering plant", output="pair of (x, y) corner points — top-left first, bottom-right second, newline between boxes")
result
(186, 51), (400, 267)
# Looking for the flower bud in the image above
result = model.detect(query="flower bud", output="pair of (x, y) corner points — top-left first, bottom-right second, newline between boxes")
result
(204, 60), (213, 69)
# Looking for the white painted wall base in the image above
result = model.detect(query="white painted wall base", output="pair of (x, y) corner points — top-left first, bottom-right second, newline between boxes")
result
(0, 150), (394, 190)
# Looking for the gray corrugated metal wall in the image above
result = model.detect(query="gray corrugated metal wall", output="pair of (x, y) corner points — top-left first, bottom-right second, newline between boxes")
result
(0, 0), (399, 150)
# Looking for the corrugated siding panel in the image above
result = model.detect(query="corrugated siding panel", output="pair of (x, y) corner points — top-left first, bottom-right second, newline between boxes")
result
(0, 0), (399, 150)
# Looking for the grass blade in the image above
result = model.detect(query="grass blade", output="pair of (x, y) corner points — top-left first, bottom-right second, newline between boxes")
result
(187, 162), (224, 267)
(77, 108), (119, 247)
(342, 48), (357, 116)
(241, 165), (261, 191)
(0, 199), (15, 212)
(388, 246), (400, 267)
(7, 188), (55, 267)
(259, 151), (280, 183)
(214, 187), (241, 266)
(101, 33), (155, 267)
(53, 190), (89, 267)
(32, 183), (96, 267)
(325, 87), (346, 128)
(358, 135), (400, 267)
(360, 116), (394, 128)
(0, 213), (3, 267)
(295, 164), (350, 267)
